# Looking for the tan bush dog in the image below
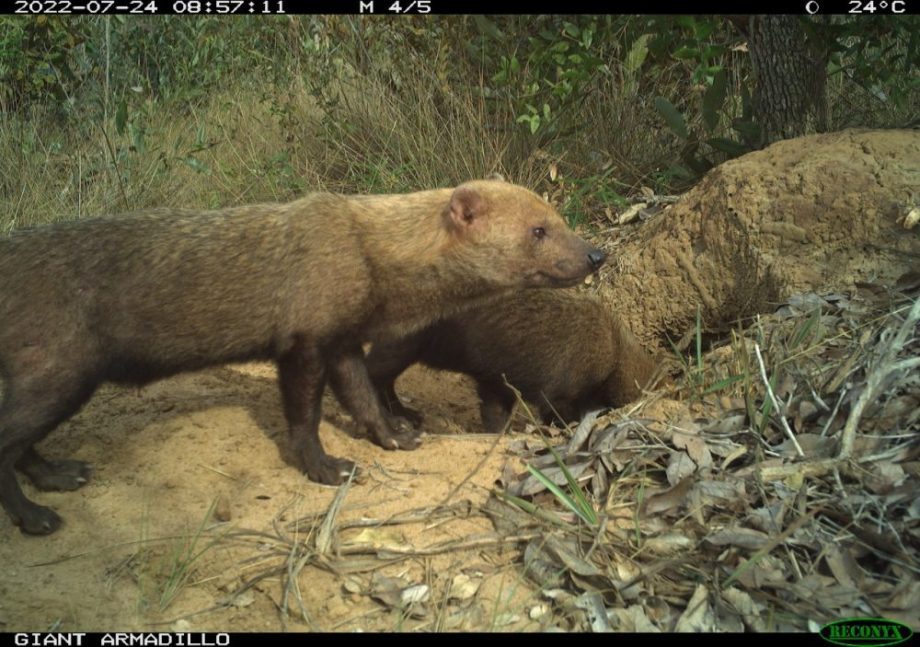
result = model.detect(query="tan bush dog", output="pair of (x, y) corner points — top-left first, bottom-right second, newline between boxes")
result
(0, 180), (605, 534)
(367, 289), (655, 434)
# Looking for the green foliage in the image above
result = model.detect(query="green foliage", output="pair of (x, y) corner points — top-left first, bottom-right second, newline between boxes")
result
(642, 17), (758, 183)
(622, 33), (651, 96)
(817, 15), (920, 115)
(1, 15), (293, 120)
(97, 16), (291, 102)
(555, 167), (628, 228)
(0, 16), (89, 110)
(476, 16), (612, 140)
(654, 96), (688, 140)
(501, 439), (599, 528)
(653, 68), (758, 183)
(650, 15), (728, 84)
(0, 14), (915, 224)
(647, 15), (917, 183)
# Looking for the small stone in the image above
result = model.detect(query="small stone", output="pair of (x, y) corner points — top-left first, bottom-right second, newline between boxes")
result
(448, 574), (480, 601)
(343, 577), (363, 594)
(230, 591), (254, 608)
(172, 619), (192, 632)
(400, 584), (430, 605)
(529, 603), (549, 620)
(214, 496), (232, 522)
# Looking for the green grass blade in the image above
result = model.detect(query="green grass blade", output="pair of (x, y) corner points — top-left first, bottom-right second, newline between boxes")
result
(696, 305), (703, 374)
(702, 373), (744, 395)
(526, 463), (597, 527)
(545, 443), (598, 526)
(790, 307), (820, 350)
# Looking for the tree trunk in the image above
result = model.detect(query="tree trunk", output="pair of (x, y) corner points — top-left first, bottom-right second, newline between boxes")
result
(748, 16), (828, 146)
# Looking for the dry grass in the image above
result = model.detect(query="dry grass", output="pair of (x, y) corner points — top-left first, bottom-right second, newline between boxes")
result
(173, 484), (545, 631)
(0, 22), (686, 232)
(0, 70), (560, 230)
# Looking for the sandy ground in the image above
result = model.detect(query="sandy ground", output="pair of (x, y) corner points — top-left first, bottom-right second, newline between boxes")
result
(1, 363), (549, 632)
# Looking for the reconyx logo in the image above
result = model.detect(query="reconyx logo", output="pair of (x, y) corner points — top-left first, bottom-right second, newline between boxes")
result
(820, 618), (913, 647)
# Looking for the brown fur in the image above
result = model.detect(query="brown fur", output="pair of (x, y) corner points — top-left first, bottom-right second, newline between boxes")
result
(0, 180), (605, 535)
(367, 288), (655, 434)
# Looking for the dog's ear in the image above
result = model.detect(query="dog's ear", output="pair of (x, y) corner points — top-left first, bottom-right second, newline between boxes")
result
(445, 184), (486, 230)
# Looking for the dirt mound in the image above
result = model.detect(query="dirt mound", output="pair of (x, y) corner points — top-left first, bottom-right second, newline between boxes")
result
(601, 129), (920, 348)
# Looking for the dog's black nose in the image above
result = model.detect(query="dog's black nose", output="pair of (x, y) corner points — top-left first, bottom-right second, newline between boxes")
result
(587, 249), (606, 270)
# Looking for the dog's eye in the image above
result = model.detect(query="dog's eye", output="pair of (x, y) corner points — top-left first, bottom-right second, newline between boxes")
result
(533, 227), (546, 239)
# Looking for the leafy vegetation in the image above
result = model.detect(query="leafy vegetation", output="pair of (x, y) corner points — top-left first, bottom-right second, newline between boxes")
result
(0, 15), (916, 225)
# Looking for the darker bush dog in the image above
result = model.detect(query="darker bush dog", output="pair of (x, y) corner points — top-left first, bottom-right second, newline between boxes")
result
(367, 288), (654, 434)
(0, 180), (605, 534)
